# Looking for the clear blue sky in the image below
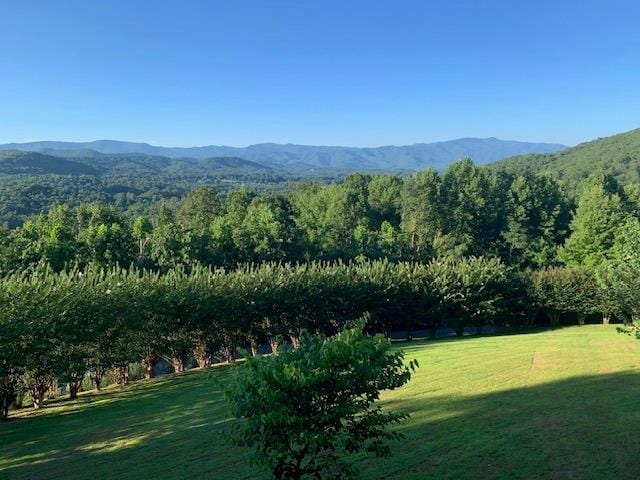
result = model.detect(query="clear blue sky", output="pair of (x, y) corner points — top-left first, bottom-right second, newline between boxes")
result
(1, 0), (639, 147)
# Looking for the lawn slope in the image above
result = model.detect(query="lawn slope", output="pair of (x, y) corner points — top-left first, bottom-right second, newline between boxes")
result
(3, 326), (640, 480)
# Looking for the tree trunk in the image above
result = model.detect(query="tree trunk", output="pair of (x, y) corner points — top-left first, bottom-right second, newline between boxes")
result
(429, 325), (437, 339)
(143, 356), (156, 379)
(602, 312), (611, 325)
(268, 338), (280, 355)
(31, 388), (45, 410)
(1, 398), (9, 420)
(29, 376), (52, 410)
(250, 337), (260, 357)
(195, 351), (212, 368)
(577, 313), (586, 326)
(116, 365), (130, 386)
(48, 379), (58, 399)
(456, 325), (464, 337)
(69, 381), (81, 400)
(193, 339), (213, 368)
(171, 356), (187, 373)
(549, 312), (560, 327)
(290, 334), (301, 349)
(0, 381), (15, 420)
(222, 345), (237, 364)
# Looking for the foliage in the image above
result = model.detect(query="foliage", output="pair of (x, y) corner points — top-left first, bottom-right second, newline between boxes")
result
(224, 319), (417, 479)
(0, 258), (521, 415)
(528, 267), (598, 325)
(491, 127), (640, 192)
(599, 218), (640, 323)
(559, 174), (627, 267)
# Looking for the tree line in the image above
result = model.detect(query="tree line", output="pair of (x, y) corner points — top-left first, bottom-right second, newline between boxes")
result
(4, 249), (640, 418)
(2, 158), (640, 272)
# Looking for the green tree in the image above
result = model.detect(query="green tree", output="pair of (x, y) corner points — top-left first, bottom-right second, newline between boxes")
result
(177, 187), (222, 265)
(529, 267), (598, 326)
(399, 168), (441, 259)
(225, 319), (417, 480)
(560, 174), (627, 267)
(600, 218), (640, 324)
(427, 256), (509, 335)
(291, 183), (352, 259)
(177, 186), (222, 232)
(8, 205), (77, 271)
(150, 204), (183, 268)
(367, 174), (402, 227)
(132, 216), (153, 266)
(75, 203), (134, 267)
(440, 158), (502, 256)
(502, 173), (570, 267)
(242, 200), (285, 261)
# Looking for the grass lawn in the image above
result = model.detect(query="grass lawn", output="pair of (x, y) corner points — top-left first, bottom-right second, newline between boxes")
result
(3, 325), (640, 479)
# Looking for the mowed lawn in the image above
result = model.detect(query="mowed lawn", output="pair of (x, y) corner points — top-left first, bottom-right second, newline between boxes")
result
(3, 325), (640, 479)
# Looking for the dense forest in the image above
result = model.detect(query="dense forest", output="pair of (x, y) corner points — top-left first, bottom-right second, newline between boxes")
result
(0, 150), (345, 228)
(1, 154), (640, 272)
(0, 157), (560, 270)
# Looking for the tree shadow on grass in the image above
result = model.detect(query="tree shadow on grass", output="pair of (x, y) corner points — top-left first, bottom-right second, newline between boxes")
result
(1, 368), (261, 480)
(3, 370), (640, 480)
(363, 370), (640, 480)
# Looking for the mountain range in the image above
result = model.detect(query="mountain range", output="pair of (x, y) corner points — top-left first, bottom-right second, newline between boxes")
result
(0, 138), (567, 171)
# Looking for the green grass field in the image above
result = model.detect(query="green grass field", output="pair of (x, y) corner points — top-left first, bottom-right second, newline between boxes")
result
(3, 325), (640, 479)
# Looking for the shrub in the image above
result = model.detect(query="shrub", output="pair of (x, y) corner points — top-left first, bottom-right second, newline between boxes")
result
(224, 317), (417, 479)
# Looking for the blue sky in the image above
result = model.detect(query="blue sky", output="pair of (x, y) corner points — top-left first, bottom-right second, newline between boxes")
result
(1, 0), (639, 147)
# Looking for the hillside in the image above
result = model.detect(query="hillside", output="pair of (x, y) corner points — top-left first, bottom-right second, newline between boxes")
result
(74, 154), (272, 175)
(0, 151), (99, 175)
(3, 326), (640, 480)
(0, 151), (336, 228)
(0, 138), (567, 171)
(0, 150), (272, 177)
(491, 128), (640, 189)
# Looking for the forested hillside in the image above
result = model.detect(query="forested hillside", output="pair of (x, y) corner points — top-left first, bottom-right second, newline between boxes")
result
(0, 155), (635, 273)
(0, 151), (99, 175)
(491, 128), (640, 191)
(0, 150), (343, 228)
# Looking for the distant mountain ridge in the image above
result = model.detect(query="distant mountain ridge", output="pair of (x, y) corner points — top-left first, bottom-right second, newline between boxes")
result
(0, 138), (567, 171)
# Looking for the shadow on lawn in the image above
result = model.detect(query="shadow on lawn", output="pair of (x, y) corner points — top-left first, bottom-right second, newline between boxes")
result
(1, 368), (259, 480)
(366, 370), (640, 480)
(4, 370), (640, 480)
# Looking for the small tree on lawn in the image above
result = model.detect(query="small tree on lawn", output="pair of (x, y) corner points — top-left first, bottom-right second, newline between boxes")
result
(224, 317), (417, 480)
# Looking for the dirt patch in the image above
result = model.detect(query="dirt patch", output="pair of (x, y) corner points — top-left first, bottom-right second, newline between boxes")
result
(531, 351), (573, 370)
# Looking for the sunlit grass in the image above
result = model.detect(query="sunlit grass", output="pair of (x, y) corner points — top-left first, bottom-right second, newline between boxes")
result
(2, 325), (640, 479)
